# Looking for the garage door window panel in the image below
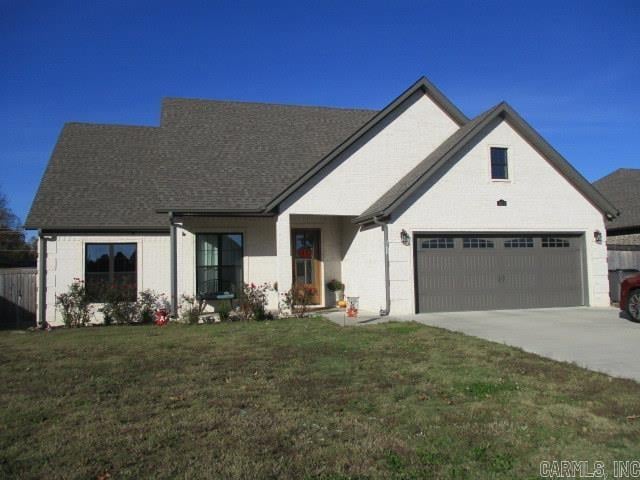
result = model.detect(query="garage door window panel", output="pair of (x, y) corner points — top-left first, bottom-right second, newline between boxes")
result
(463, 238), (495, 249)
(542, 237), (570, 248)
(504, 237), (534, 248)
(420, 238), (454, 249)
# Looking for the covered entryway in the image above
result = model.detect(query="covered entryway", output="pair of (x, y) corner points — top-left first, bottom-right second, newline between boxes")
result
(414, 234), (585, 313)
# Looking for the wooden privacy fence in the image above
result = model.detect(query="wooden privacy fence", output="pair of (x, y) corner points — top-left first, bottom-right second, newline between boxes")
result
(0, 268), (37, 328)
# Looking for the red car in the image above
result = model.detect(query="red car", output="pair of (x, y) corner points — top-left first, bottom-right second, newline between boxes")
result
(620, 274), (640, 321)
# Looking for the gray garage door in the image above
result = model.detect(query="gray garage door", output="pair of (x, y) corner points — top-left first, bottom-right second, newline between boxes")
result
(415, 235), (585, 313)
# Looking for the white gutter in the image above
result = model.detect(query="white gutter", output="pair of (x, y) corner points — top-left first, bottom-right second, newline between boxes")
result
(372, 216), (390, 316)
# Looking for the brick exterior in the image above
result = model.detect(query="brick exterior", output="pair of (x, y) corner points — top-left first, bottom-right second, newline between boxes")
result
(37, 91), (611, 322)
(387, 119), (610, 313)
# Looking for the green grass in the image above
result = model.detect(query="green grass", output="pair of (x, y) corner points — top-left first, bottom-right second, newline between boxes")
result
(0, 318), (639, 479)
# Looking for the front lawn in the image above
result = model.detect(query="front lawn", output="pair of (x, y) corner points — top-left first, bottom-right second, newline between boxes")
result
(1, 318), (638, 479)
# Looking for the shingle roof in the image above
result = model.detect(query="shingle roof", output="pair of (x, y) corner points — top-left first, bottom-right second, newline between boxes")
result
(27, 77), (616, 231)
(155, 99), (375, 214)
(25, 101), (376, 229)
(25, 123), (164, 229)
(355, 102), (619, 223)
(593, 168), (640, 232)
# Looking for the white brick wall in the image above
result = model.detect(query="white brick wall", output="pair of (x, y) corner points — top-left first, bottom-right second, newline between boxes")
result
(40, 233), (170, 326)
(277, 90), (460, 314)
(40, 218), (281, 325)
(386, 118), (610, 314)
(176, 217), (281, 310)
(281, 91), (459, 215)
(340, 219), (386, 313)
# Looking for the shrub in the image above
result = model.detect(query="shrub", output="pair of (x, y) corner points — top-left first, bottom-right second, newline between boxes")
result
(281, 285), (317, 318)
(100, 284), (137, 325)
(216, 301), (232, 322)
(154, 293), (171, 314)
(56, 279), (92, 327)
(238, 283), (272, 320)
(99, 284), (141, 325)
(180, 295), (208, 324)
(100, 288), (164, 325)
(137, 289), (160, 324)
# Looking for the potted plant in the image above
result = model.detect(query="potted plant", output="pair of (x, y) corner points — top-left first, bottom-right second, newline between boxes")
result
(326, 279), (345, 306)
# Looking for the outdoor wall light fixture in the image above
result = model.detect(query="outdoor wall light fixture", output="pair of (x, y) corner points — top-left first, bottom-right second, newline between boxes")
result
(400, 229), (410, 246)
(594, 230), (603, 244)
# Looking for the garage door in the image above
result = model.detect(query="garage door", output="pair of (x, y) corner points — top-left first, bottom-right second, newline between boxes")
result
(415, 235), (585, 313)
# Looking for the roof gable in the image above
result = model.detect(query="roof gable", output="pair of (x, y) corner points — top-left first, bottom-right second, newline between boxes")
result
(356, 102), (619, 223)
(263, 76), (469, 212)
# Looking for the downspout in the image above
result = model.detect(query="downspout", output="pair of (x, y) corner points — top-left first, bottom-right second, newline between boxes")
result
(37, 231), (47, 327)
(372, 216), (390, 316)
(169, 212), (178, 317)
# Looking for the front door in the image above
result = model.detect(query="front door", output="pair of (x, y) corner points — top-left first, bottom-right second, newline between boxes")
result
(291, 229), (322, 305)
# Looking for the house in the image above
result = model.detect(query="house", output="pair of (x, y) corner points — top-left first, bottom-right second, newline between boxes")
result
(593, 168), (640, 271)
(26, 76), (618, 325)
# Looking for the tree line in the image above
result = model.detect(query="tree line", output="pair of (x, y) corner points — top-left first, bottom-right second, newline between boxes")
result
(0, 190), (36, 268)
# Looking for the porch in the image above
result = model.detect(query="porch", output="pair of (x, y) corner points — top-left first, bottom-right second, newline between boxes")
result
(167, 213), (384, 313)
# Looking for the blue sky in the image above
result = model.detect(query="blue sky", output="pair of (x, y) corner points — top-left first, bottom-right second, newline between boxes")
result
(1, 0), (639, 228)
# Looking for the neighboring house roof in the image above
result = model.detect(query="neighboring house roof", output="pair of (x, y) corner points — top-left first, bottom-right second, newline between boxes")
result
(25, 101), (376, 229)
(355, 102), (619, 224)
(593, 168), (640, 233)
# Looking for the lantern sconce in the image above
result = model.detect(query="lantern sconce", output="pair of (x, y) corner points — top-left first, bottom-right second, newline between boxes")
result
(400, 229), (411, 246)
(594, 230), (603, 244)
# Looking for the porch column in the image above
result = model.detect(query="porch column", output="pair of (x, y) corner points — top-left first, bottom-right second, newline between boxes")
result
(169, 212), (178, 317)
(276, 213), (292, 303)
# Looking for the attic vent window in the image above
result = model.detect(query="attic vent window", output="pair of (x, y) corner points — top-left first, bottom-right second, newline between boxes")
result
(490, 147), (509, 180)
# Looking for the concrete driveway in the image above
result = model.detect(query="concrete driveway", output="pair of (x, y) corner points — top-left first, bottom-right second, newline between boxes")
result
(393, 307), (640, 382)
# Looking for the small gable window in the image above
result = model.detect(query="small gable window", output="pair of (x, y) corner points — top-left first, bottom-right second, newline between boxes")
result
(490, 147), (509, 180)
